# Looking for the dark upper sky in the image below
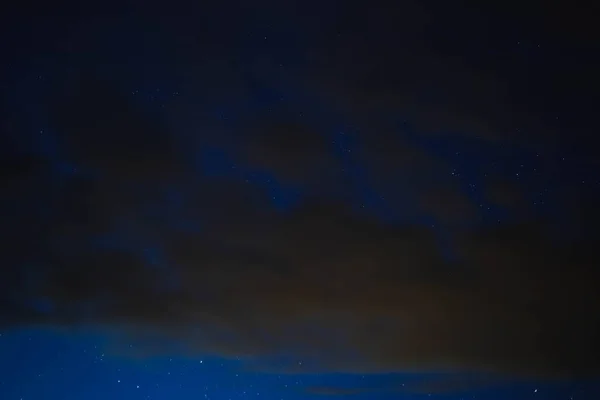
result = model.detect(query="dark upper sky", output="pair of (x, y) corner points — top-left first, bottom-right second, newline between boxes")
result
(1, 1), (599, 399)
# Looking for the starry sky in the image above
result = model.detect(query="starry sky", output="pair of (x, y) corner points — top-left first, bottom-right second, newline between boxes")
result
(1, 1), (599, 399)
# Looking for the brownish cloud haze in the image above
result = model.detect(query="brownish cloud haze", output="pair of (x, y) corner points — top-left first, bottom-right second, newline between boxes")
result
(3, 177), (599, 378)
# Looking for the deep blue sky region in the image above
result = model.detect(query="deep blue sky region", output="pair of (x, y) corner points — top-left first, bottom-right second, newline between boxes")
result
(1, 2), (599, 399)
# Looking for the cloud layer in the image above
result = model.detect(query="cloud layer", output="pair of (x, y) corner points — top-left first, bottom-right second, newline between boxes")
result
(2, 6), (599, 383)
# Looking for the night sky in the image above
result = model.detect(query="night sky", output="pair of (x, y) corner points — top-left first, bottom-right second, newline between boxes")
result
(1, 2), (599, 399)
